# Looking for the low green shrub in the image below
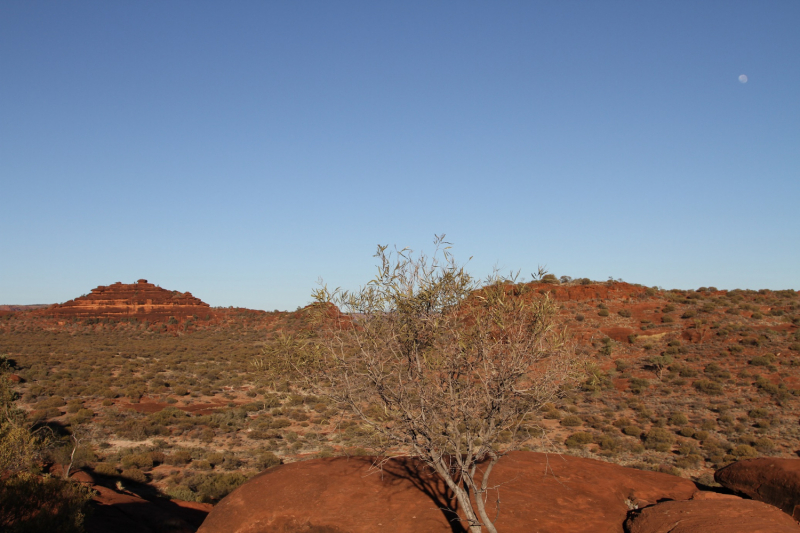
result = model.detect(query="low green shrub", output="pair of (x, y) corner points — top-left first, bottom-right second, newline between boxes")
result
(254, 451), (281, 470)
(749, 355), (775, 367)
(565, 432), (594, 448)
(644, 428), (674, 452)
(629, 378), (649, 394)
(192, 460), (212, 471)
(166, 450), (193, 466)
(622, 425), (643, 437)
(670, 413), (689, 425)
(120, 468), (147, 483)
(754, 438), (774, 452)
(270, 418), (291, 429)
(178, 472), (249, 503)
(700, 419), (716, 430)
(693, 379), (723, 395)
(612, 417), (631, 428)
(731, 444), (758, 458)
(93, 463), (119, 476)
(675, 454), (702, 469)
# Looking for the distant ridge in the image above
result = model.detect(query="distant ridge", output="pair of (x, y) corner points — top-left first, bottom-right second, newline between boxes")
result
(0, 304), (51, 311)
(36, 279), (214, 323)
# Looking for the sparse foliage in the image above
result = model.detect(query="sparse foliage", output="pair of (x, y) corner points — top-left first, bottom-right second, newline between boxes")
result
(646, 354), (673, 380)
(288, 237), (578, 533)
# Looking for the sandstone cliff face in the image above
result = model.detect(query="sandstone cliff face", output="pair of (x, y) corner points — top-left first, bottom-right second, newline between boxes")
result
(39, 279), (213, 323)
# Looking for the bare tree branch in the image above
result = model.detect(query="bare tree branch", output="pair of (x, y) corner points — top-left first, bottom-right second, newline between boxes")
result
(274, 238), (580, 532)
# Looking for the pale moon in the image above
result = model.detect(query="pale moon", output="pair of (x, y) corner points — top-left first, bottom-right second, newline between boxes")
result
(739, 74), (748, 83)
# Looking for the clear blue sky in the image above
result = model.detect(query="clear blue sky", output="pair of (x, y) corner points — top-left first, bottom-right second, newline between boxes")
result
(1, 2), (798, 310)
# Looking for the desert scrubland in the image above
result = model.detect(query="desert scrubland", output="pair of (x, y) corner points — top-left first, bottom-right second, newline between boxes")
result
(2, 277), (800, 531)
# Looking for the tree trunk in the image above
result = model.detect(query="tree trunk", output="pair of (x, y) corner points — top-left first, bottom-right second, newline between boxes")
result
(433, 459), (485, 533)
(452, 485), (483, 533)
(63, 435), (78, 479)
(472, 454), (499, 533)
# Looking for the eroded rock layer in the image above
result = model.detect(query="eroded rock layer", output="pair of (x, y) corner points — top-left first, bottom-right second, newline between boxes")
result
(39, 280), (213, 323)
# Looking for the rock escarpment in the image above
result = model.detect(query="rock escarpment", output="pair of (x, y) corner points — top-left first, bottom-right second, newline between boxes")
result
(39, 279), (213, 323)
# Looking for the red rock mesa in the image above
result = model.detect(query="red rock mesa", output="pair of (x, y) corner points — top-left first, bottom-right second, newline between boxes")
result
(39, 279), (214, 323)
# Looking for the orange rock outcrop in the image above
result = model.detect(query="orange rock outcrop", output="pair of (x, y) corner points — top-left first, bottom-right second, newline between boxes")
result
(198, 451), (698, 533)
(625, 497), (800, 533)
(39, 279), (214, 323)
(715, 458), (800, 519)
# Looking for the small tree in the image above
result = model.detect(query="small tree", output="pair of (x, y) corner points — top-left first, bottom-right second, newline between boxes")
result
(285, 237), (578, 533)
(646, 354), (673, 380)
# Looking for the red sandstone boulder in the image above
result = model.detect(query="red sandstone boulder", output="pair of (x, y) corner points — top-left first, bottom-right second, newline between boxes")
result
(624, 497), (800, 533)
(198, 451), (697, 533)
(715, 458), (800, 518)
